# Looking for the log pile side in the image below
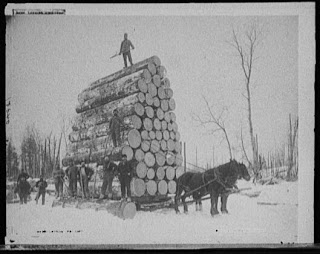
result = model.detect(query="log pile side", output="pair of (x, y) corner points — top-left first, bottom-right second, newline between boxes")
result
(62, 56), (183, 201)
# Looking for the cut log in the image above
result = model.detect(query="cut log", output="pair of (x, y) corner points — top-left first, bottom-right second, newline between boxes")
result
(153, 118), (161, 131)
(175, 153), (183, 166)
(175, 141), (182, 154)
(156, 108), (164, 120)
(119, 201), (137, 220)
(175, 131), (181, 141)
(163, 130), (170, 141)
(161, 100), (169, 112)
(152, 56), (161, 67)
(153, 97), (160, 108)
(145, 106), (155, 119)
(156, 167), (165, 180)
(152, 75), (161, 87)
(122, 145), (134, 161)
(168, 98), (176, 111)
(128, 129), (141, 149)
(147, 82), (157, 97)
(143, 118), (153, 131)
(170, 131), (175, 140)
(172, 122), (178, 132)
(141, 130), (149, 140)
(166, 152), (175, 165)
(156, 66), (166, 79)
(130, 178), (146, 197)
(134, 103), (145, 117)
(132, 115), (142, 129)
(168, 180), (177, 194)
(146, 180), (157, 195)
(169, 112), (176, 122)
(158, 180), (168, 195)
(162, 77), (171, 88)
(138, 92), (145, 103)
(136, 161), (148, 178)
(89, 56), (161, 89)
(144, 152), (156, 167)
(149, 131), (156, 140)
(167, 139), (175, 152)
(141, 140), (150, 152)
(155, 130), (163, 141)
(165, 88), (173, 99)
(143, 69), (152, 83)
(77, 69), (144, 108)
(135, 149), (145, 162)
(147, 168), (156, 180)
(155, 151), (166, 167)
(176, 166), (185, 179)
(147, 62), (157, 75)
(158, 86), (166, 100)
(138, 79), (148, 93)
(161, 120), (168, 131)
(167, 123), (173, 131)
(166, 166), (175, 180)
(150, 140), (160, 153)
(164, 112), (171, 123)
(145, 93), (154, 106)
(160, 140), (167, 151)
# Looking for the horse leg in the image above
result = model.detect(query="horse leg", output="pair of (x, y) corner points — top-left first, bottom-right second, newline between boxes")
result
(210, 192), (219, 217)
(182, 194), (188, 213)
(193, 193), (199, 211)
(221, 193), (229, 214)
(174, 185), (183, 214)
(199, 199), (203, 211)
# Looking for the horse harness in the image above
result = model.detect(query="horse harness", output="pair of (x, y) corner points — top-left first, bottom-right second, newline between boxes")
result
(181, 167), (230, 197)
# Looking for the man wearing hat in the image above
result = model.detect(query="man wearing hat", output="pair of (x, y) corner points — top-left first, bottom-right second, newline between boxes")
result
(35, 175), (48, 205)
(79, 161), (94, 199)
(118, 154), (133, 201)
(52, 164), (65, 199)
(99, 156), (117, 199)
(109, 109), (123, 147)
(65, 160), (78, 197)
(119, 33), (134, 68)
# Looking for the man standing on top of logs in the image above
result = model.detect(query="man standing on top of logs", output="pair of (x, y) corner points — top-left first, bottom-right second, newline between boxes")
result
(118, 154), (133, 201)
(109, 109), (123, 147)
(79, 161), (94, 199)
(119, 33), (135, 68)
(65, 160), (78, 198)
(99, 156), (117, 200)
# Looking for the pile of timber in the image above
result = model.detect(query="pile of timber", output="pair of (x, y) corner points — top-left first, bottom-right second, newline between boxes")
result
(62, 56), (185, 201)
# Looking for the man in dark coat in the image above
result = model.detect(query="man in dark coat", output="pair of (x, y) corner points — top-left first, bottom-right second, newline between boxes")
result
(79, 161), (94, 199)
(35, 176), (48, 205)
(17, 178), (31, 205)
(52, 165), (65, 199)
(119, 33), (134, 68)
(65, 161), (78, 197)
(109, 109), (123, 147)
(99, 156), (117, 199)
(17, 169), (29, 185)
(118, 154), (133, 201)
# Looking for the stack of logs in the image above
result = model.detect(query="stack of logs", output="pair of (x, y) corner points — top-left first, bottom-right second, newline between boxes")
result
(62, 56), (184, 201)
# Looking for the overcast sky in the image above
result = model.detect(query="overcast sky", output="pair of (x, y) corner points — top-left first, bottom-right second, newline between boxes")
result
(5, 4), (310, 170)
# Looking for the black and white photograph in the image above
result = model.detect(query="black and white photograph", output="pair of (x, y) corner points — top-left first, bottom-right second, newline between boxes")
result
(5, 3), (314, 248)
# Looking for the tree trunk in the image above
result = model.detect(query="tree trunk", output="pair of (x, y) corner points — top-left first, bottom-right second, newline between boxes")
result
(146, 180), (157, 195)
(144, 152), (155, 167)
(155, 151), (166, 167)
(156, 167), (165, 180)
(135, 149), (145, 162)
(158, 180), (168, 195)
(147, 168), (156, 180)
(168, 180), (177, 194)
(136, 161), (148, 178)
(130, 178), (146, 197)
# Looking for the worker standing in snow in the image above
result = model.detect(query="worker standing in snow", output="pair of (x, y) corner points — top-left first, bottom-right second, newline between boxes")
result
(118, 154), (133, 201)
(79, 161), (94, 199)
(109, 109), (123, 147)
(35, 176), (48, 205)
(52, 165), (65, 199)
(99, 156), (117, 199)
(119, 33), (135, 68)
(65, 161), (78, 197)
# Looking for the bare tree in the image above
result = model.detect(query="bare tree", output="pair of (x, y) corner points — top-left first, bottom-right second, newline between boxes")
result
(193, 95), (233, 159)
(287, 114), (298, 180)
(229, 21), (263, 174)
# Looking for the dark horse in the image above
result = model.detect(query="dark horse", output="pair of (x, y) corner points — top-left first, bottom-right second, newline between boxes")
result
(174, 159), (251, 216)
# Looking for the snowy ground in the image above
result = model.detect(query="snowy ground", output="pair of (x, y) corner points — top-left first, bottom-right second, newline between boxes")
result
(5, 179), (298, 247)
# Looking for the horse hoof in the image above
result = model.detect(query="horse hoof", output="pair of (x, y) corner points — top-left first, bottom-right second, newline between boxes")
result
(221, 210), (229, 214)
